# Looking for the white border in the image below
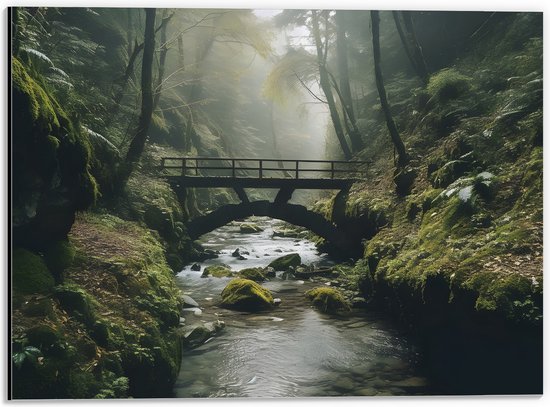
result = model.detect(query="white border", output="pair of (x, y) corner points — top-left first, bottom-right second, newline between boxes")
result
(1, 1), (547, 406)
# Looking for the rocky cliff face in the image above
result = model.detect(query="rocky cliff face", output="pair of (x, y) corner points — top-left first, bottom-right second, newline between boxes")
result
(12, 57), (98, 249)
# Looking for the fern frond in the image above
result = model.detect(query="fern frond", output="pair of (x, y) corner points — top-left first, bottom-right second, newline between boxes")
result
(48, 66), (70, 80)
(21, 47), (53, 66)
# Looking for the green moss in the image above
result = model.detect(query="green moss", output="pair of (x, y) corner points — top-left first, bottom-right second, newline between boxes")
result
(13, 248), (55, 295)
(238, 267), (267, 282)
(467, 273), (541, 323)
(43, 240), (75, 281)
(427, 68), (472, 102)
(12, 57), (60, 128)
(220, 278), (274, 311)
(305, 287), (351, 314)
(201, 265), (234, 278)
(12, 57), (98, 248)
(268, 253), (301, 271)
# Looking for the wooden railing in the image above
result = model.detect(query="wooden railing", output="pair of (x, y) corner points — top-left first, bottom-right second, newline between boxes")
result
(159, 157), (370, 180)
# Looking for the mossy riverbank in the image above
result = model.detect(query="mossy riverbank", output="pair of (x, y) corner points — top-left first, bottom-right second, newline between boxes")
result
(313, 13), (542, 394)
(12, 212), (185, 398)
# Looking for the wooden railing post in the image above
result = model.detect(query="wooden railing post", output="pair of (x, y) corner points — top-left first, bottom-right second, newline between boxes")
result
(295, 161), (299, 179)
(259, 160), (263, 179)
(161, 157), (165, 170)
(232, 159), (235, 177)
(195, 158), (199, 176)
(182, 158), (186, 177)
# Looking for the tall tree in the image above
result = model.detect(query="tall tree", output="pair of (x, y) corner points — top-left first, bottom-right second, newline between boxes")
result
(121, 8), (156, 183)
(393, 11), (429, 84)
(335, 10), (363, 151)
(153, 10), (174, 110)
(311, 10), (352, 160)
(371, 11), (409, 167)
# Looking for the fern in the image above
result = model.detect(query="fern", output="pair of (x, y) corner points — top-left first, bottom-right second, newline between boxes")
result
(21, 47), (53, 66)
(48, 66), (70, 80)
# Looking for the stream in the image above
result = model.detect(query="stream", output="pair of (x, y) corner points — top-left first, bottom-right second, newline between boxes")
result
(174, 217), (431, 398)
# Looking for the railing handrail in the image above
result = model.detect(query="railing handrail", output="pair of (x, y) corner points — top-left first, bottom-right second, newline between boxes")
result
(159, 156), (371, 180)
(160, 156), (372, 165)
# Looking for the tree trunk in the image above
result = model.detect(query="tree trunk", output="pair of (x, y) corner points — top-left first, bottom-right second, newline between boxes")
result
(393, 11), (429, 84)
(335, 11), (363, 152)
(153, 11), (172, 110)
(392, 11), (417, 77)
(109, 41), (144, 122)
(311, 11), (352, 160)
(371, 11), (409, 167)
(121, 8), (156, 181)
(402, 12), (429, 82)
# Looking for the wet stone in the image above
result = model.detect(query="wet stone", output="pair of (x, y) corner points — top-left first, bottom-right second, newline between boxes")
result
(181, 294), (199, 308)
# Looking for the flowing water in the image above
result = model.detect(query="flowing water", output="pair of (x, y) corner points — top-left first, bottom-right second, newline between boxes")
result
(174, 217), (431, 398)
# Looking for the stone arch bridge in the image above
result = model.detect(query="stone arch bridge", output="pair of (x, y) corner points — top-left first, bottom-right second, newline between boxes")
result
(159, 157), (370, 258)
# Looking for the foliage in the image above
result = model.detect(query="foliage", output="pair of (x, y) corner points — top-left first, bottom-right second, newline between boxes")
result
(263, 49), (318, 105)
(13, 346), (42, 369)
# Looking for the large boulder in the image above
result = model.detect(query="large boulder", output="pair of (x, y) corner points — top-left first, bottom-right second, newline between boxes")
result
(220, 278), (274, 311)
(305, 287), (351, 314)
(268, 253), (301, 271)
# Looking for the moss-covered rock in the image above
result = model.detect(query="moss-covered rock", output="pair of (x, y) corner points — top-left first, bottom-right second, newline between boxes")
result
(12, 248), (54, 295)
(305, 287), (351, 314)
(220, 278), (274, 311)
(201, 265), (234, 278)
(238, 267), (268, 282)
(268, 253), (301, 271)
(42, 239), (75, 282)
(239, 223), (264, 233)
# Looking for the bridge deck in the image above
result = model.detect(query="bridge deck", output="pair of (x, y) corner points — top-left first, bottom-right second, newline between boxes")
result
(159, 157), (369, 189)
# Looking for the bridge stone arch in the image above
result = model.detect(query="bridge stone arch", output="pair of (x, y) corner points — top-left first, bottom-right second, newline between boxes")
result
(185, 200), (362, 259)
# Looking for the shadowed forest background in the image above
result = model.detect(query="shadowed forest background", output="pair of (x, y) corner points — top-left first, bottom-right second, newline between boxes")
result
(10, 7), (542, 399)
